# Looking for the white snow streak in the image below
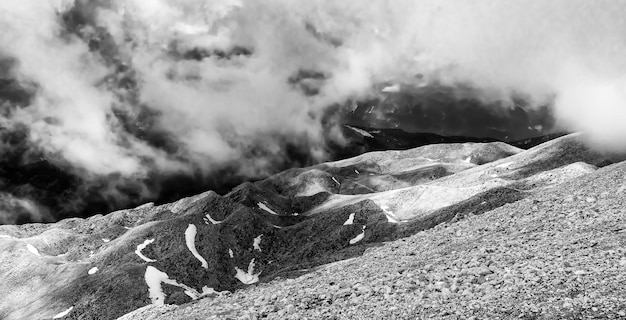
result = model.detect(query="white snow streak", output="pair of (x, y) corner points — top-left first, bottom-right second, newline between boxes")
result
(235, 259), (260, 284)
(204, 213), (222, 225)
(199, 286), (228, 297)
(228, 249), (234, 258)
(258, 202), (279, 215)
(346, 125), (374, 138)
(343, 213), (356, 226)
(88, 267), (99, 275)
(135, 239), (157, 262)
(185, 224), (208, 269)
(332, 177), (340, 185)
(52, 307), (73, 319)
(349, 226), (366, 245)
(253, 235), (263, 252)
(26, 244), (40, 256)
(380, 205), (401, 223)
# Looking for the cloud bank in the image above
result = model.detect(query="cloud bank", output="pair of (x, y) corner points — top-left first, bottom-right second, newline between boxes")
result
(1, 0), (626, 221)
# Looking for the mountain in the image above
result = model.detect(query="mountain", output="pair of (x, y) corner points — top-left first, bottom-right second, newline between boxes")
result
(0, 122), (562, 225)
(338, 83), (557, 142)
(328, 124), (567, 161)
(0, 133), (623, 320)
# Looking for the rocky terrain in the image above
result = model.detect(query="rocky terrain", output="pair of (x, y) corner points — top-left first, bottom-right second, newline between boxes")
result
(1, 132), (624, 320)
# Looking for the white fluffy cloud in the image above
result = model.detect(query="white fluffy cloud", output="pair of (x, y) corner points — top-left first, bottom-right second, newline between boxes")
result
(2, 0), (626, 180)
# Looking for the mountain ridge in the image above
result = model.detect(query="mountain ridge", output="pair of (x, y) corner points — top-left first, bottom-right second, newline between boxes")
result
(0, 132), (623, 320)
(0, 125), (562, 225)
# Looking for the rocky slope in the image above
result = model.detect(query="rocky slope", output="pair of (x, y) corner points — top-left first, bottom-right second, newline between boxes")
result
(0, 133), (622, 320)
(129, 157), (626, 320)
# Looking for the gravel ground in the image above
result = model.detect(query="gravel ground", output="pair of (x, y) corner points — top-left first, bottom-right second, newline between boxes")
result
(120, 161), (626, 320)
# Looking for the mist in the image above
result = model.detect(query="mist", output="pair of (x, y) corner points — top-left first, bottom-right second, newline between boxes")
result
(1, 0), (626, 223)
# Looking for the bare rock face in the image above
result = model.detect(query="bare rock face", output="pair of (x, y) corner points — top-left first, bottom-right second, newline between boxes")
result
(0, 133), (618, 320)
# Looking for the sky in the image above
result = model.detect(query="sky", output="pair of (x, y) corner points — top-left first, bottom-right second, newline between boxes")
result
(1, 0), (626, 223)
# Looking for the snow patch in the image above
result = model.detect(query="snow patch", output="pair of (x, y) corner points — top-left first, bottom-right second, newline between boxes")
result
(346, 125), (374, 138)
(235, 259), (260, 284)
(198, 286), (228, 298)
(26, 244), (40, 256)
(145, 266), (170, 305)
(382, 84), (401, 93)
(144, 266), (208, 305)
(463, 157), (472, 163)
(88, 267), (99, 275)
(185, 224), (208, 269)
(102, 238), (111, 243)
(135, 239), (157, 263)
(0, 235), (14, 239)
(253, 235), (263, 252)
(203, 213), (222, 225)
(181, 287), (208, 300)
(258, 202), (279, 215)
(380, 205), (401, 223)
(228, 249), (234, 258)
(52, 307), (73, 319)
(349, 226), (366, 245)
(343, 213), (356, 226)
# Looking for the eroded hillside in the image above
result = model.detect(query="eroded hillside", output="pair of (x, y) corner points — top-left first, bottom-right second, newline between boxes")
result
(0, 133), (621, 320)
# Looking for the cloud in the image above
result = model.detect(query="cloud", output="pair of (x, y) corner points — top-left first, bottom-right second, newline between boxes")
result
(1, 0), (626, 222)
(0, 192), (53, 225)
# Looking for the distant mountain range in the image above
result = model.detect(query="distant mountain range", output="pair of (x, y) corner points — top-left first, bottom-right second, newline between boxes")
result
(0, 124), (567, 225)
(328, 124), (567, 160)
